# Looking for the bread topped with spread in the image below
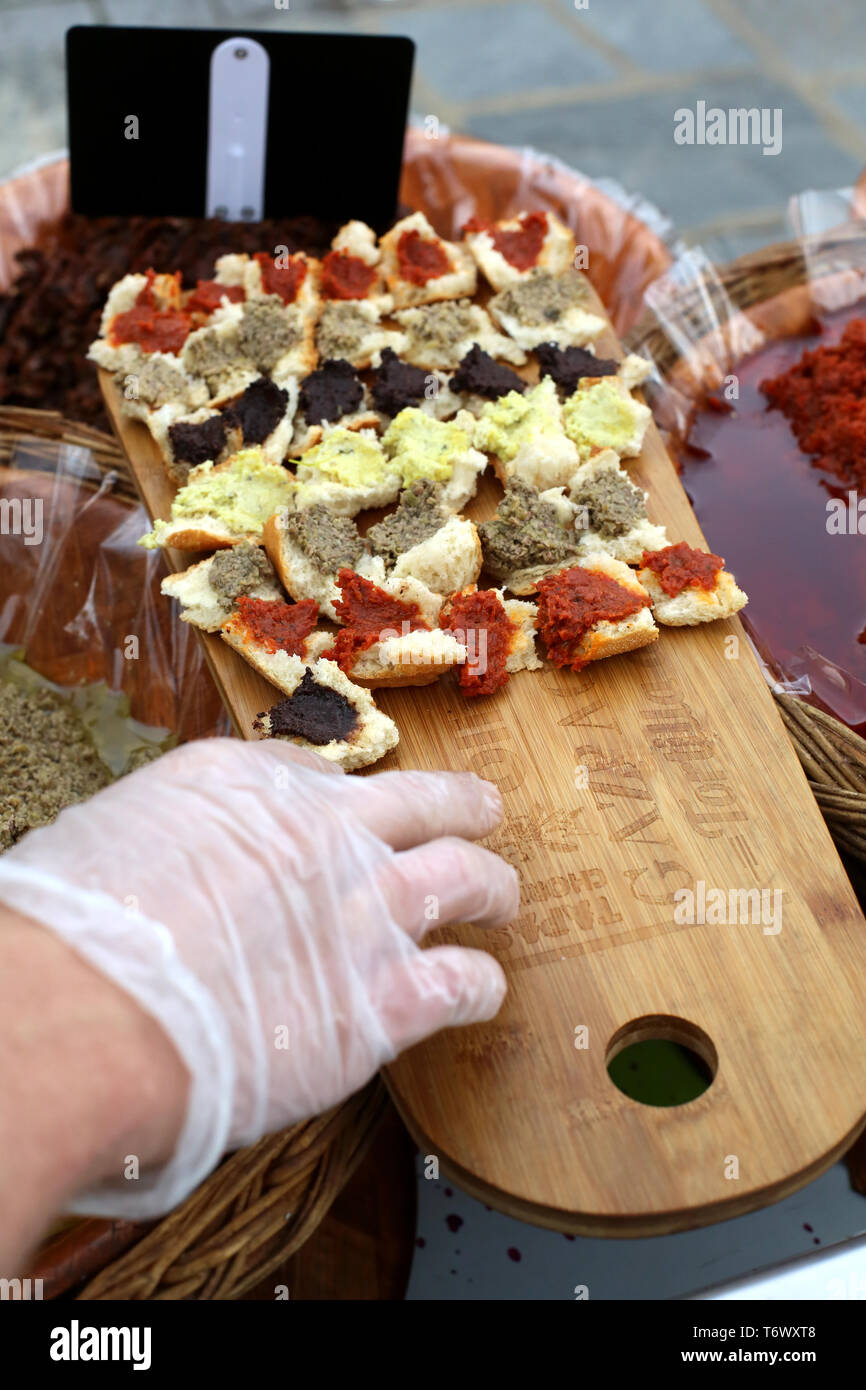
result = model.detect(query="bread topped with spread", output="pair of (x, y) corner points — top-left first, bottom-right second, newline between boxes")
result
(89, 210), (749, 770)
(636, 543), (748, 625)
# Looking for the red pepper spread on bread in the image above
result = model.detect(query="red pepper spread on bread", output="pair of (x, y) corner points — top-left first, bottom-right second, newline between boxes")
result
(641, 542), (723, 597)
(465, 212), (548, 271)
(253, 251), (308, 304)
(110, 271), (191, 353)
(321, 251), (377, 300)
(536, 566), (649, 670)
(185, 279), (245, 317)
(233, 595), (319, 655)
(396, 230), (452, 285)
(442, 590), (513, 697)
(325, 569), (430, 672)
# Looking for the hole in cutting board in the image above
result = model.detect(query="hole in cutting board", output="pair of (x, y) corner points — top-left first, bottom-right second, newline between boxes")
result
(605, 1015), (717, 1108)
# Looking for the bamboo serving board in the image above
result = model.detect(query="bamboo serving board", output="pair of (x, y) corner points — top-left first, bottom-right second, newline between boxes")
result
(100, 292), (866, 1236)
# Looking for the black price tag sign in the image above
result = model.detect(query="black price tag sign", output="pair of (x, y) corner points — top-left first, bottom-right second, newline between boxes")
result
(66, 25), (414, 231)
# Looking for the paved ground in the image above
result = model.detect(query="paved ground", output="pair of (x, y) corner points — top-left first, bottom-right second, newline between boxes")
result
(2, 0), (866, 258)
(1, 0), (866, 257)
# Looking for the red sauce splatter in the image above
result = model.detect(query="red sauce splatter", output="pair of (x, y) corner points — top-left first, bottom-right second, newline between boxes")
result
(641, 541), (723, 597)
(442, 589), (514, 697)
(444, 1188), (453, 1198)
(491, 211), (548, 271)
(185, 279), (245, 316)
(761, 318), (866, 490)
(535, 566), (649, 671)
(233, 595), (319, 656)
(110, 271), (191, 353)
(324, 568), (429, 673)
(803, 1223), (813, 1233)
(416, 1237), (426, 1248)
(397, 229), (452, 286)
(446, 1214), (463, 1233)
(507, 1247), (522, 1262)
(254, 251), (308, 304)
(321, 250), (377, 300)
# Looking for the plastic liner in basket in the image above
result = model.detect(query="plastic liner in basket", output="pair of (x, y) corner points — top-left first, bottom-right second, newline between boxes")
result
(628, 193), (866, 734)
(0, 438), (230, 751)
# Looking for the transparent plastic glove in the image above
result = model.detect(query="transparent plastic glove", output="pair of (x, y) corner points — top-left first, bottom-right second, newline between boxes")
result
(0, 739), (516, 1218)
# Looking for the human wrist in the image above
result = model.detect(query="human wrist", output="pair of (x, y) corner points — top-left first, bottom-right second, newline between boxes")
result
(0, 905), (189, 1262)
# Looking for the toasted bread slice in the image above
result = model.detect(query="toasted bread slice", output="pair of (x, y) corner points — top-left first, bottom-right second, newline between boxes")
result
(562, 376), (652, 462)
(263, 507), (385, 621)
(636, 558), (748, 626)
(380, 212), (477, 309)
(114, 352), (209, 420)
(536, 553), (658, 669)
(389, 513), (483, 594)
(139, 449), (295, 551)
(293, 427), (402, 516)
(251, 656), (399, 770)
(488, 268), (606, 351)
(393, 300), (526, 371)
(160, 545), (284, 631)
(568, 451), (668, 564)
(314, 300), (406, 371)
(463, 211), (576, 291)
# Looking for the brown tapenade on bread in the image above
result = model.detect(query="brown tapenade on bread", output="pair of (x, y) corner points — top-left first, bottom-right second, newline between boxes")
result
(478, 479), (582, 594)
(252, 657), (398, 770)
(161, 543), (284, 632)
(568, 452), (668, 565)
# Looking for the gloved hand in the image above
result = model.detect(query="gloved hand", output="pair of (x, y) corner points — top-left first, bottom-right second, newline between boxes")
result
(0, 739), (517, 1218)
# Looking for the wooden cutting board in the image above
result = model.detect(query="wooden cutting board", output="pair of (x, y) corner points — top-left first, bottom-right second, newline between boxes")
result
(100, 292), (866, 1236)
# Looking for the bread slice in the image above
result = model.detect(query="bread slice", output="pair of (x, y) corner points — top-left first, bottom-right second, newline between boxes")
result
(389, 513), (482, 594)
(293, 427), (403, 516)
(314, 300), (406, 371)
(380, 408), (489, 511)
(476, 378), (579, 491)
(569, 451), (667, 564)
(488, 268), (606, 351)
(221, 613), (332, 668)
(160, 547), (284, 631)
(263, 507), (386, 621)
(379, 212), (477, 309)
(251, 656), (399, 770)
(349, 627), (467, 688)
(636, 561), (749, 626)
(562, 376), (652, 462)
(139, 450), (295, 551)
(393, 300), (526, 370)
(536, 552), (658, 669)
(325, 221), (393, 311)
(463, 211), (576, 291)
(114, 352), (209, 421)
(291, 410), (383, 456)
(243, 252), (322, 319)
(333, 572), (465, 688)
(503, 597), (543, 672)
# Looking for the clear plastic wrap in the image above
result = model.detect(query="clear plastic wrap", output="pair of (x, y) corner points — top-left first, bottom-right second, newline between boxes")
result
(0, 131), (678, 334)
(630, 192), (866, 733)
(0, 439), (230, 749)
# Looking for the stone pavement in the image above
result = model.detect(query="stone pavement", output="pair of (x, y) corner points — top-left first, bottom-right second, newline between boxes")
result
(2, 0), (866, 259)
